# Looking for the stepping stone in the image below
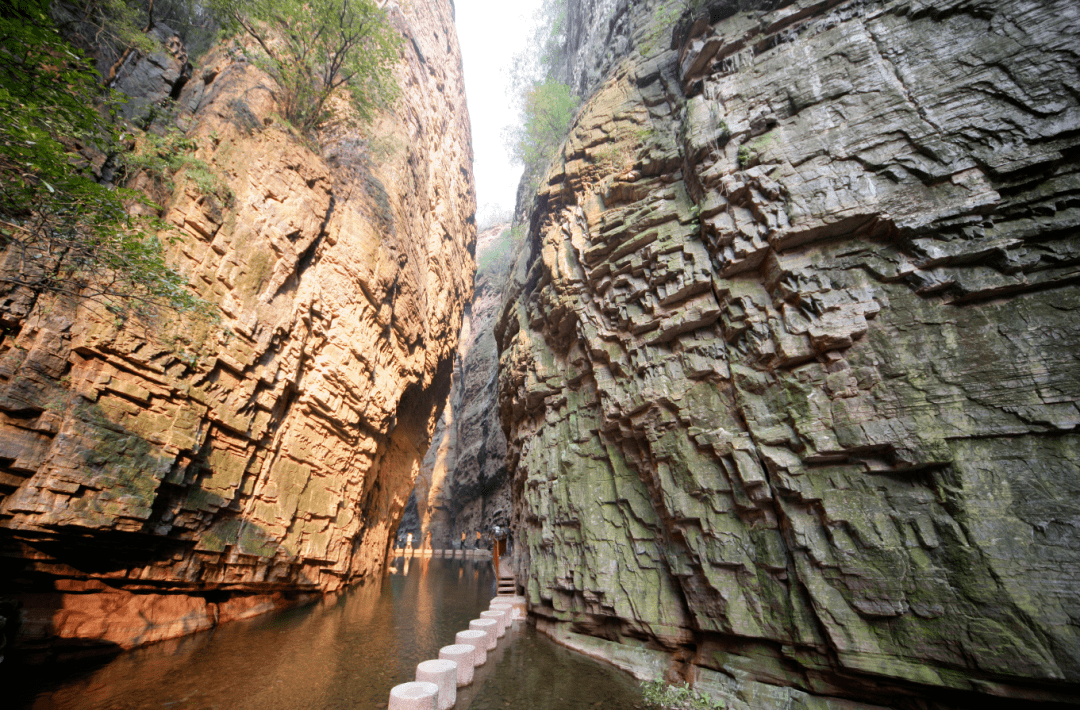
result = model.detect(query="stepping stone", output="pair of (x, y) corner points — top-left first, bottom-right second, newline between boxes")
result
(456, 629), (488, 665)
(481, 609), (508, 637)
(416, 659), (456, 710)
(389, 681), (439, 710)
(469, 618), (498, 650)
(439, 644), (476, 686)
(491, 595), (526, 620)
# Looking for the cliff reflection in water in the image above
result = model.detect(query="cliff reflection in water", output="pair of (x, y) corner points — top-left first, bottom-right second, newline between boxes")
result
(13, 557), (643, 710)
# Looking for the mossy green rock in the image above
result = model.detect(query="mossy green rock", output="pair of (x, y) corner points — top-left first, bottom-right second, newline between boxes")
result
(497, 0), (1080, 706)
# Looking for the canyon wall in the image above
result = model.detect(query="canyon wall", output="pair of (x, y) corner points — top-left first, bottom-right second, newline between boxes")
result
(0, 0), (475, 657)
(411, 224), (512, 549)
(498, 0), (1080, 707)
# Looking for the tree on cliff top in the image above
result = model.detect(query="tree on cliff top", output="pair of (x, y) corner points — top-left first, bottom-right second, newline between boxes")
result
(0, 0), (214, 320)
(507, 79), (577, 168)
(503, 0), (578, 194)
(214, 0), (400, 133)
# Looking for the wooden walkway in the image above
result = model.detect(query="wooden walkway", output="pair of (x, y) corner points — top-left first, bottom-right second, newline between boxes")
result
(394, 547), (492, 559)
(393, 543), (517, 595)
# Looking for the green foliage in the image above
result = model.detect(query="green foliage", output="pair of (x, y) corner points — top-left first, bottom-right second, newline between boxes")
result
(128, 126), (233, 204)
(716, 120), (731, 144)
(507, 78), (579, 168)
(183, 162), (232, 203)
(0, 0), (215, 321)
(214, 0), (401, 134)
(128, 129), (197, 180)
(52, 0), (158, 60)
(641, 0), (710, 56)
(591, 123), (655, 172)
(737, 131), (776, 168)
(366, 133), (404, 163)
(506, 0), (568, 98)
(503, 0), (579, 196)
(640, 4), (680, 56)
(477, 225), (524, 277)
(641, 680), (725, 710)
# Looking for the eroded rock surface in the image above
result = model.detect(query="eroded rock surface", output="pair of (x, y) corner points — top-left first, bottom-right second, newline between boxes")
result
(498, 0), (1080, 706)
(0, 0), (474, 656)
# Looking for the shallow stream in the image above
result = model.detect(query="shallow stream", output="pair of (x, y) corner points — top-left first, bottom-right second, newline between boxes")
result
(10, 556), (644, 709)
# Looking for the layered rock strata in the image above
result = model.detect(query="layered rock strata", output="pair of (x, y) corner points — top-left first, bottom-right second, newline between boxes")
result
(411, 225), (513, 548)
(498, 0), (1080, 706)
(0, 0), (474, 656)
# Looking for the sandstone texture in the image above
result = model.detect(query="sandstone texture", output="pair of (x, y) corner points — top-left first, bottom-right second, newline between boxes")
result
(0, 0), (474, 657)
(497, 0), (1080, 706)
(411, 224), (513, 548)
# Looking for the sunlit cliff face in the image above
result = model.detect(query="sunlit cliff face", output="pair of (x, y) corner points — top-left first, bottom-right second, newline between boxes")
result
(0, 0), (475, 655)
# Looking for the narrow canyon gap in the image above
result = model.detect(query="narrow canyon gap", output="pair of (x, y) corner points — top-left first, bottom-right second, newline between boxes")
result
(2, 0), (1080, 708)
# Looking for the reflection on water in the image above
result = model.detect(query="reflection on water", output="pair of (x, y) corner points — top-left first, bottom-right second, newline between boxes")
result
(463, 623), (642, 710)
(10, 557), (643, 710)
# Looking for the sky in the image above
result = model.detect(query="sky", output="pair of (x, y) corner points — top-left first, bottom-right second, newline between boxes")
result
(454, 0), (544, 226)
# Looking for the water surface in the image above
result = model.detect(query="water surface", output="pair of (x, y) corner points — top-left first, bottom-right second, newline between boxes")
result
(10, 556), (643, 709)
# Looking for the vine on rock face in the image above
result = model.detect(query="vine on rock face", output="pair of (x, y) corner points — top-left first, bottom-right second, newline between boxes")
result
(213, 0), (401, 134)
(0, 0), (215, 322)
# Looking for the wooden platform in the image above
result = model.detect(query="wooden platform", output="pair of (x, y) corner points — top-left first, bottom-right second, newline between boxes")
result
(496, 557), (516, 595)
(393, 547), (492, 559)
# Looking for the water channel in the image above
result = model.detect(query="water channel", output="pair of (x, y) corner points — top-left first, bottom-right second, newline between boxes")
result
(10, 556), (645, 709)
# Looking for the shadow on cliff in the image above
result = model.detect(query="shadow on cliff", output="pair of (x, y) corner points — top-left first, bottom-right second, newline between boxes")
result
(0, 393), (317, 667)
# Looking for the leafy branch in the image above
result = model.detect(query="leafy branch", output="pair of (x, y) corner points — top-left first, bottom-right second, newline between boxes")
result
(213, 0), (401, 134)
(506, 78), (578, 169)
(0, 0), (215, 322)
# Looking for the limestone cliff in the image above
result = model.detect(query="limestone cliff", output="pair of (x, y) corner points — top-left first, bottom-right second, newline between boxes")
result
(0, 0), (474, 657)
(411, 224), (513, 548)
(497, 0), (1080, 706)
